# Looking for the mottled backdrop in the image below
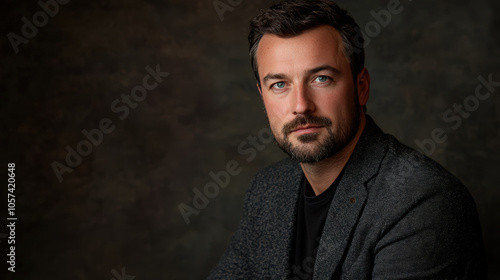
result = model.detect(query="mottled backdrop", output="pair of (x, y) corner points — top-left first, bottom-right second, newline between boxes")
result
(1, 0), (499, 279)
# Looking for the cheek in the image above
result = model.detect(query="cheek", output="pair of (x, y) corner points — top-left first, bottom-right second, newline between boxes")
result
(263, 96), (280, 118)
(263, 99), (286, 130)
(317, 94), (346, 116)
(320, 85), (356, 114)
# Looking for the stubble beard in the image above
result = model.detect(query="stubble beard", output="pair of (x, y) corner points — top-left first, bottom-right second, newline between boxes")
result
(272, 111), (360, 163)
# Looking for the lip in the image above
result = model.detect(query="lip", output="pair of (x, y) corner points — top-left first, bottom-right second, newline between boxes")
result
(291, 125), (323, 135)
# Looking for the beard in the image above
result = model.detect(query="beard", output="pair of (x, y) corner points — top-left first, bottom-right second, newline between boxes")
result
(271, 111), (360, 163)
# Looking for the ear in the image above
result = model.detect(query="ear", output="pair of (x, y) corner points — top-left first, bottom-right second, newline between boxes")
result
(257, 83), (262, 96)
(356, 68), (370, 106)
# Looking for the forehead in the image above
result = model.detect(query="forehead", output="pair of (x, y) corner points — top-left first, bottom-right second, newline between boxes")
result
(256, 25), (349, 79)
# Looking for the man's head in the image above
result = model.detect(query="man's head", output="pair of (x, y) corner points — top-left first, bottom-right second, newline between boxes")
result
(248, 0), (370, 163)
(249, 0), (365, 89)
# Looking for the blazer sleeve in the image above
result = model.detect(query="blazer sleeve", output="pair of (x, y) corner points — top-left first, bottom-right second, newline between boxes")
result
(371, 179), (487, 279)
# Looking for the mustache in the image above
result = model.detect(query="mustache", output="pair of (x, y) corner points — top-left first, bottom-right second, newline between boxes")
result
(282, 115), (332, 136)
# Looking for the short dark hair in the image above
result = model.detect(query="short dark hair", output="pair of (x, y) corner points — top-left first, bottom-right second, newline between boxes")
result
(248, 0), (364, 86)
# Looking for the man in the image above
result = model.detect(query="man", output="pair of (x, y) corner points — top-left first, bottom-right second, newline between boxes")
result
(208, 0), (487, 279)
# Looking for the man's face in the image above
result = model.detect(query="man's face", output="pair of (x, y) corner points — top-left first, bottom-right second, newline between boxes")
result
(256, 25), (366, 163)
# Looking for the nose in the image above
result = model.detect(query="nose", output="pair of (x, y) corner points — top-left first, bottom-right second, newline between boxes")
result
(293, 84), (315, 115)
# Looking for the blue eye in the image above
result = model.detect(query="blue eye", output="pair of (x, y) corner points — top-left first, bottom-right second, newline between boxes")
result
(273, 82), (286, 89)
(315, 76), (330, 83)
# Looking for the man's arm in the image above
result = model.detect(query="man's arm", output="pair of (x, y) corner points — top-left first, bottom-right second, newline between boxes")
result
(371, 181), (487, 279)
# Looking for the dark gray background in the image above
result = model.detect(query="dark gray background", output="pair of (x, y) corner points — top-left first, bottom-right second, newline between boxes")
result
(1, 0), (499, 279)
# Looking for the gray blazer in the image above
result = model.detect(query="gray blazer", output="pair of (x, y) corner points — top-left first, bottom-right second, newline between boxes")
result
(208, 116), (486, 279)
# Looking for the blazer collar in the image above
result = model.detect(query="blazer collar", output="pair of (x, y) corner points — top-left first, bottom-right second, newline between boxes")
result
(313, 115), (388, 279)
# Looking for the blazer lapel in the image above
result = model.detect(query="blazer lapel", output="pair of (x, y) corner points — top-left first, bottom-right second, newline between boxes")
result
(313, 116), (388, 279)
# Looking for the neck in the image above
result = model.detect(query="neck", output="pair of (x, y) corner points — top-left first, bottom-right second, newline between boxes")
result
(300, 114), (366, 195)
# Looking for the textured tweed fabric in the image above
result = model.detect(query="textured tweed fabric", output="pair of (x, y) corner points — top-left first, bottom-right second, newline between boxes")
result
(207, 116), (487, 280)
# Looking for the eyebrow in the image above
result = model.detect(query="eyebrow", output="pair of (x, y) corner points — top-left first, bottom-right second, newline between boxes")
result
(306, 65), (341, 77)
(262, 65), (341, 85)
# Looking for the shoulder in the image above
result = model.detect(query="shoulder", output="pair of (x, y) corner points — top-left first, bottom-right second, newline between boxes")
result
(247, 157), (302, 195)
(252, 157), (301, 183)
(379, 134), (466, 194)
(368, 133), (478, 229)
(365, 135), (486, 275)
(239, 157), (302, 211)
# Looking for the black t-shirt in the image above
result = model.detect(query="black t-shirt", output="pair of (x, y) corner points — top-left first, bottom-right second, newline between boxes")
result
(288, 171), (344, 280)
